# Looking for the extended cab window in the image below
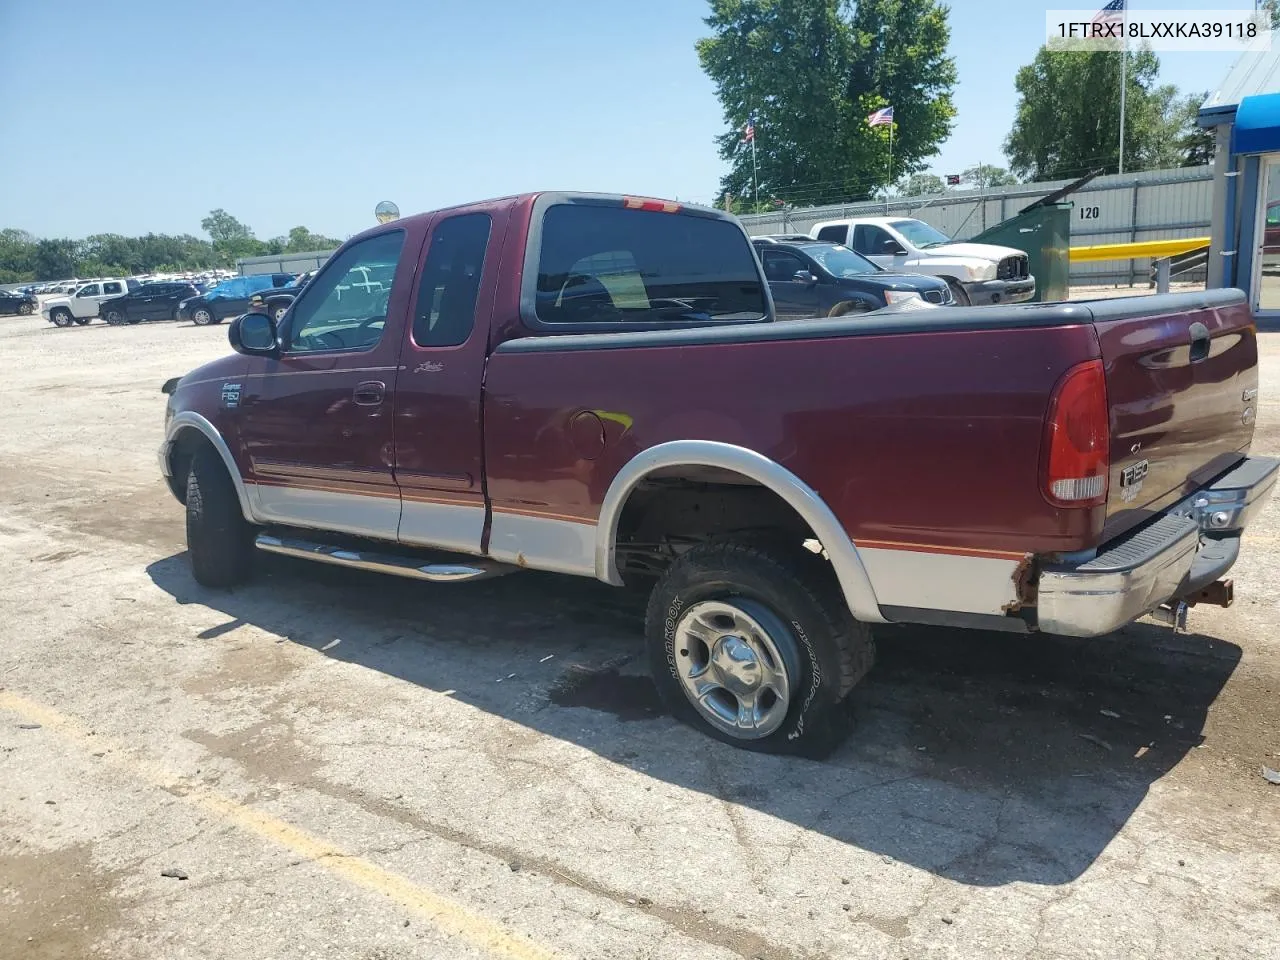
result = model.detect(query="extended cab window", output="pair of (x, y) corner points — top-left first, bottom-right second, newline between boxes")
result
(534, 204), (766, 325)
(102, 281), (123, 295)
(413, 213), (491, 347)
(284, 230), (405, 354)
(815, 225), (847, 244)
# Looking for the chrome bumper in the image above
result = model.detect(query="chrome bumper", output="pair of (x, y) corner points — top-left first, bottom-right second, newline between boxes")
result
(1037, 456), (1278, 637)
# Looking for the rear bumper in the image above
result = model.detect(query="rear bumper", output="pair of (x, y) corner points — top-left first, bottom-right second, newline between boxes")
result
(961, 276), (1036, 305)
(1037, 456), (1278, 637)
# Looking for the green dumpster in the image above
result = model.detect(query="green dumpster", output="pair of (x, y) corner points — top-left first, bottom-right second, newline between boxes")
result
(972, 202), (1072, 304)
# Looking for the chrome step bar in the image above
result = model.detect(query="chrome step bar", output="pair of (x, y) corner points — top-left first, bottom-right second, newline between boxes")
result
(254, 534), (515, 583)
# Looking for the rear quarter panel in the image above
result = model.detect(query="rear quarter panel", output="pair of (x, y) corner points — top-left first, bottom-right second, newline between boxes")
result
(483, 323), (1105, 555)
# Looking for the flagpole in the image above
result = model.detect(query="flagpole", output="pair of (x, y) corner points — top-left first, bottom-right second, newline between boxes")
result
(751, 132), (759, 214)
(888, 122), (894, 188)
(1118, 5), (1127, 174)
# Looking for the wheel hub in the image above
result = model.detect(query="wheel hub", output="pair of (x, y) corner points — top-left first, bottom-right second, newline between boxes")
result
(710, 635), (763, 697)
(673, 599), (796, 740)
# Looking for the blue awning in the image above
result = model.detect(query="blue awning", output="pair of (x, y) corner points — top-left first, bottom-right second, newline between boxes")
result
(1233, 92), (1280, 154)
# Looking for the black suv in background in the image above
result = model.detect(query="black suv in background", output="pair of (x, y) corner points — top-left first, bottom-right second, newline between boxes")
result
(751, 237), (953, 318)
(0, 289), (38, 316)
(99, 282), (202, 325)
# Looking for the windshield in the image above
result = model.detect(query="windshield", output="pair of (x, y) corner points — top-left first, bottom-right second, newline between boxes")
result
(890, 219), (953, 248)
(803, 244), (881, 277)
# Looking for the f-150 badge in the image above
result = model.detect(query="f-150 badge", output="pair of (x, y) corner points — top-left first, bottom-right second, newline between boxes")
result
(1119, 458), (1149, 502)
(221, 382), (242, 409)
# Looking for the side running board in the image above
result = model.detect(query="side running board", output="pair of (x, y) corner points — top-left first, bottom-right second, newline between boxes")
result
(255, 534), (515, 583)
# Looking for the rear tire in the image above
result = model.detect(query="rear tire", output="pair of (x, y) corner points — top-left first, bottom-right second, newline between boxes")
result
(73, 317), (90, 325)
(17, 302), (33, 315)
(645, 537), (875, 757)
(828, 300), (871, 318)
(947, 281), (971, 306)
(185, 447), (254, 588)
(272, 303), (289, 323)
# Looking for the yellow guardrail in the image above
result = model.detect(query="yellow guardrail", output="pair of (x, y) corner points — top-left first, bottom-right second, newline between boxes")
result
(1069, 237), (1210, 263)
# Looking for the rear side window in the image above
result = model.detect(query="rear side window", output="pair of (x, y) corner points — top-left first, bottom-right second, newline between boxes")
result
(816, 224), (847, 244)
(412, 213), (491, 347)
(534, 204), (766, 325)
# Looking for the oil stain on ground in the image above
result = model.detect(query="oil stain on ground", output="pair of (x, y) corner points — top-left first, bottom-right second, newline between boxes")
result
(547, 657), (664, 721)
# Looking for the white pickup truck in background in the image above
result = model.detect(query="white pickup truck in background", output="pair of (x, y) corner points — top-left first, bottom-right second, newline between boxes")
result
(808, 217), (1036, 305)
(42, 278), (139, 327)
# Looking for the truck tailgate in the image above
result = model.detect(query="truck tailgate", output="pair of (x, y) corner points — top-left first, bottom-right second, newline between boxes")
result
(1092, 295), (1259, 541)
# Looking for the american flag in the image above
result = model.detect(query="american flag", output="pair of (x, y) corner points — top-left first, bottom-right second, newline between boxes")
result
(743, 119), (755, 143)
(1093, 0), (1126, 29)
(867, 106), (894, 128)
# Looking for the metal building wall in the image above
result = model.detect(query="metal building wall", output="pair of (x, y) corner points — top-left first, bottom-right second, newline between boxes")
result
(738, 166), (1213, 286)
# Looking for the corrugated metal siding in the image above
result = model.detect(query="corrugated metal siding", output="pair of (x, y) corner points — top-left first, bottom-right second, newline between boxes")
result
(740, 166), (1213, 285)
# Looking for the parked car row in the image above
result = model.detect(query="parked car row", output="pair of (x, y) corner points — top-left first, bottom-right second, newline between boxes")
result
(746, 218), (1035, 312)
(40, 272), (311, 329)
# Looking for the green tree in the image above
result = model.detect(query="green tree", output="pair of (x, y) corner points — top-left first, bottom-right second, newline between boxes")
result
(282, 226), (342, 252)
(0, 228), (37, 282)
(1175, 90), (1215, 166)
(962, 164), (1019, 189)
(899, 172), (945, 196)
(697, 0), (956, 207)
(32, 239), (80, 280)
(1005, 46), (1172, 180)
(200, 208), (264, 264)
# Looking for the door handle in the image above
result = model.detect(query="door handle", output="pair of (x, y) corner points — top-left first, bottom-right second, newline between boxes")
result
(353, 380), (385, 406)
(1189, 322), (1211, 363)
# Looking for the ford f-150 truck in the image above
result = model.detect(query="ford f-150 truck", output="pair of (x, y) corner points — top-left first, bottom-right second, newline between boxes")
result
(158, 192), (1276, 754)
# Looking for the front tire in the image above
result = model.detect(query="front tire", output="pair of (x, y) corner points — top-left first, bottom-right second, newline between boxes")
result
(645, 538), (875, 756)
(50, 308), (74, 328)
(104, 308), (127, 326)
(73, 317), (90, 325)
(192, 306), (215, 326)
(828, 300), (871, 318)
(947, 281), (971, 306)
(185, 447), (253, 588)
(18, 302), (33, 315)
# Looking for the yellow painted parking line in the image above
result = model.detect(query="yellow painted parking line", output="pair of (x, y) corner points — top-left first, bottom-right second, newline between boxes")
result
(0, 691), (563, 960)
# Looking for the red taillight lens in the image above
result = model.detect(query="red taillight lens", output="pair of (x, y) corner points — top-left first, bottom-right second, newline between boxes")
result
(1042, 359), (1109, 507)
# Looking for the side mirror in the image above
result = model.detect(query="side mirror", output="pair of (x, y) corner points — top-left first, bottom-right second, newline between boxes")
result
(229, 312), (278, 356)
(792, 269), (818, 285)
(883, 240), (907, 256)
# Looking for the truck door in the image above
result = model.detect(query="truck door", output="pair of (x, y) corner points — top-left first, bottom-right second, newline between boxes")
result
(393, 208), (506, 554)
(236, 229), (414, 540)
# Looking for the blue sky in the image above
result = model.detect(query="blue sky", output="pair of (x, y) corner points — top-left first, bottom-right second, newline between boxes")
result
(0, 0), (1253, 240)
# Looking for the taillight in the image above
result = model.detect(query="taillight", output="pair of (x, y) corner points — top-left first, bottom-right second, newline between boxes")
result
(1042, 359), (1109, 507)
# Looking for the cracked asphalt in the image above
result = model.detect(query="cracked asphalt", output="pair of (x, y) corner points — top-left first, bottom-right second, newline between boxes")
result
(1, 310), (1278, 959)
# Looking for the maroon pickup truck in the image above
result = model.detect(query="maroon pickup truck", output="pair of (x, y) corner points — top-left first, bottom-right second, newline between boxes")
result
(159, 192), (1276, 754)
